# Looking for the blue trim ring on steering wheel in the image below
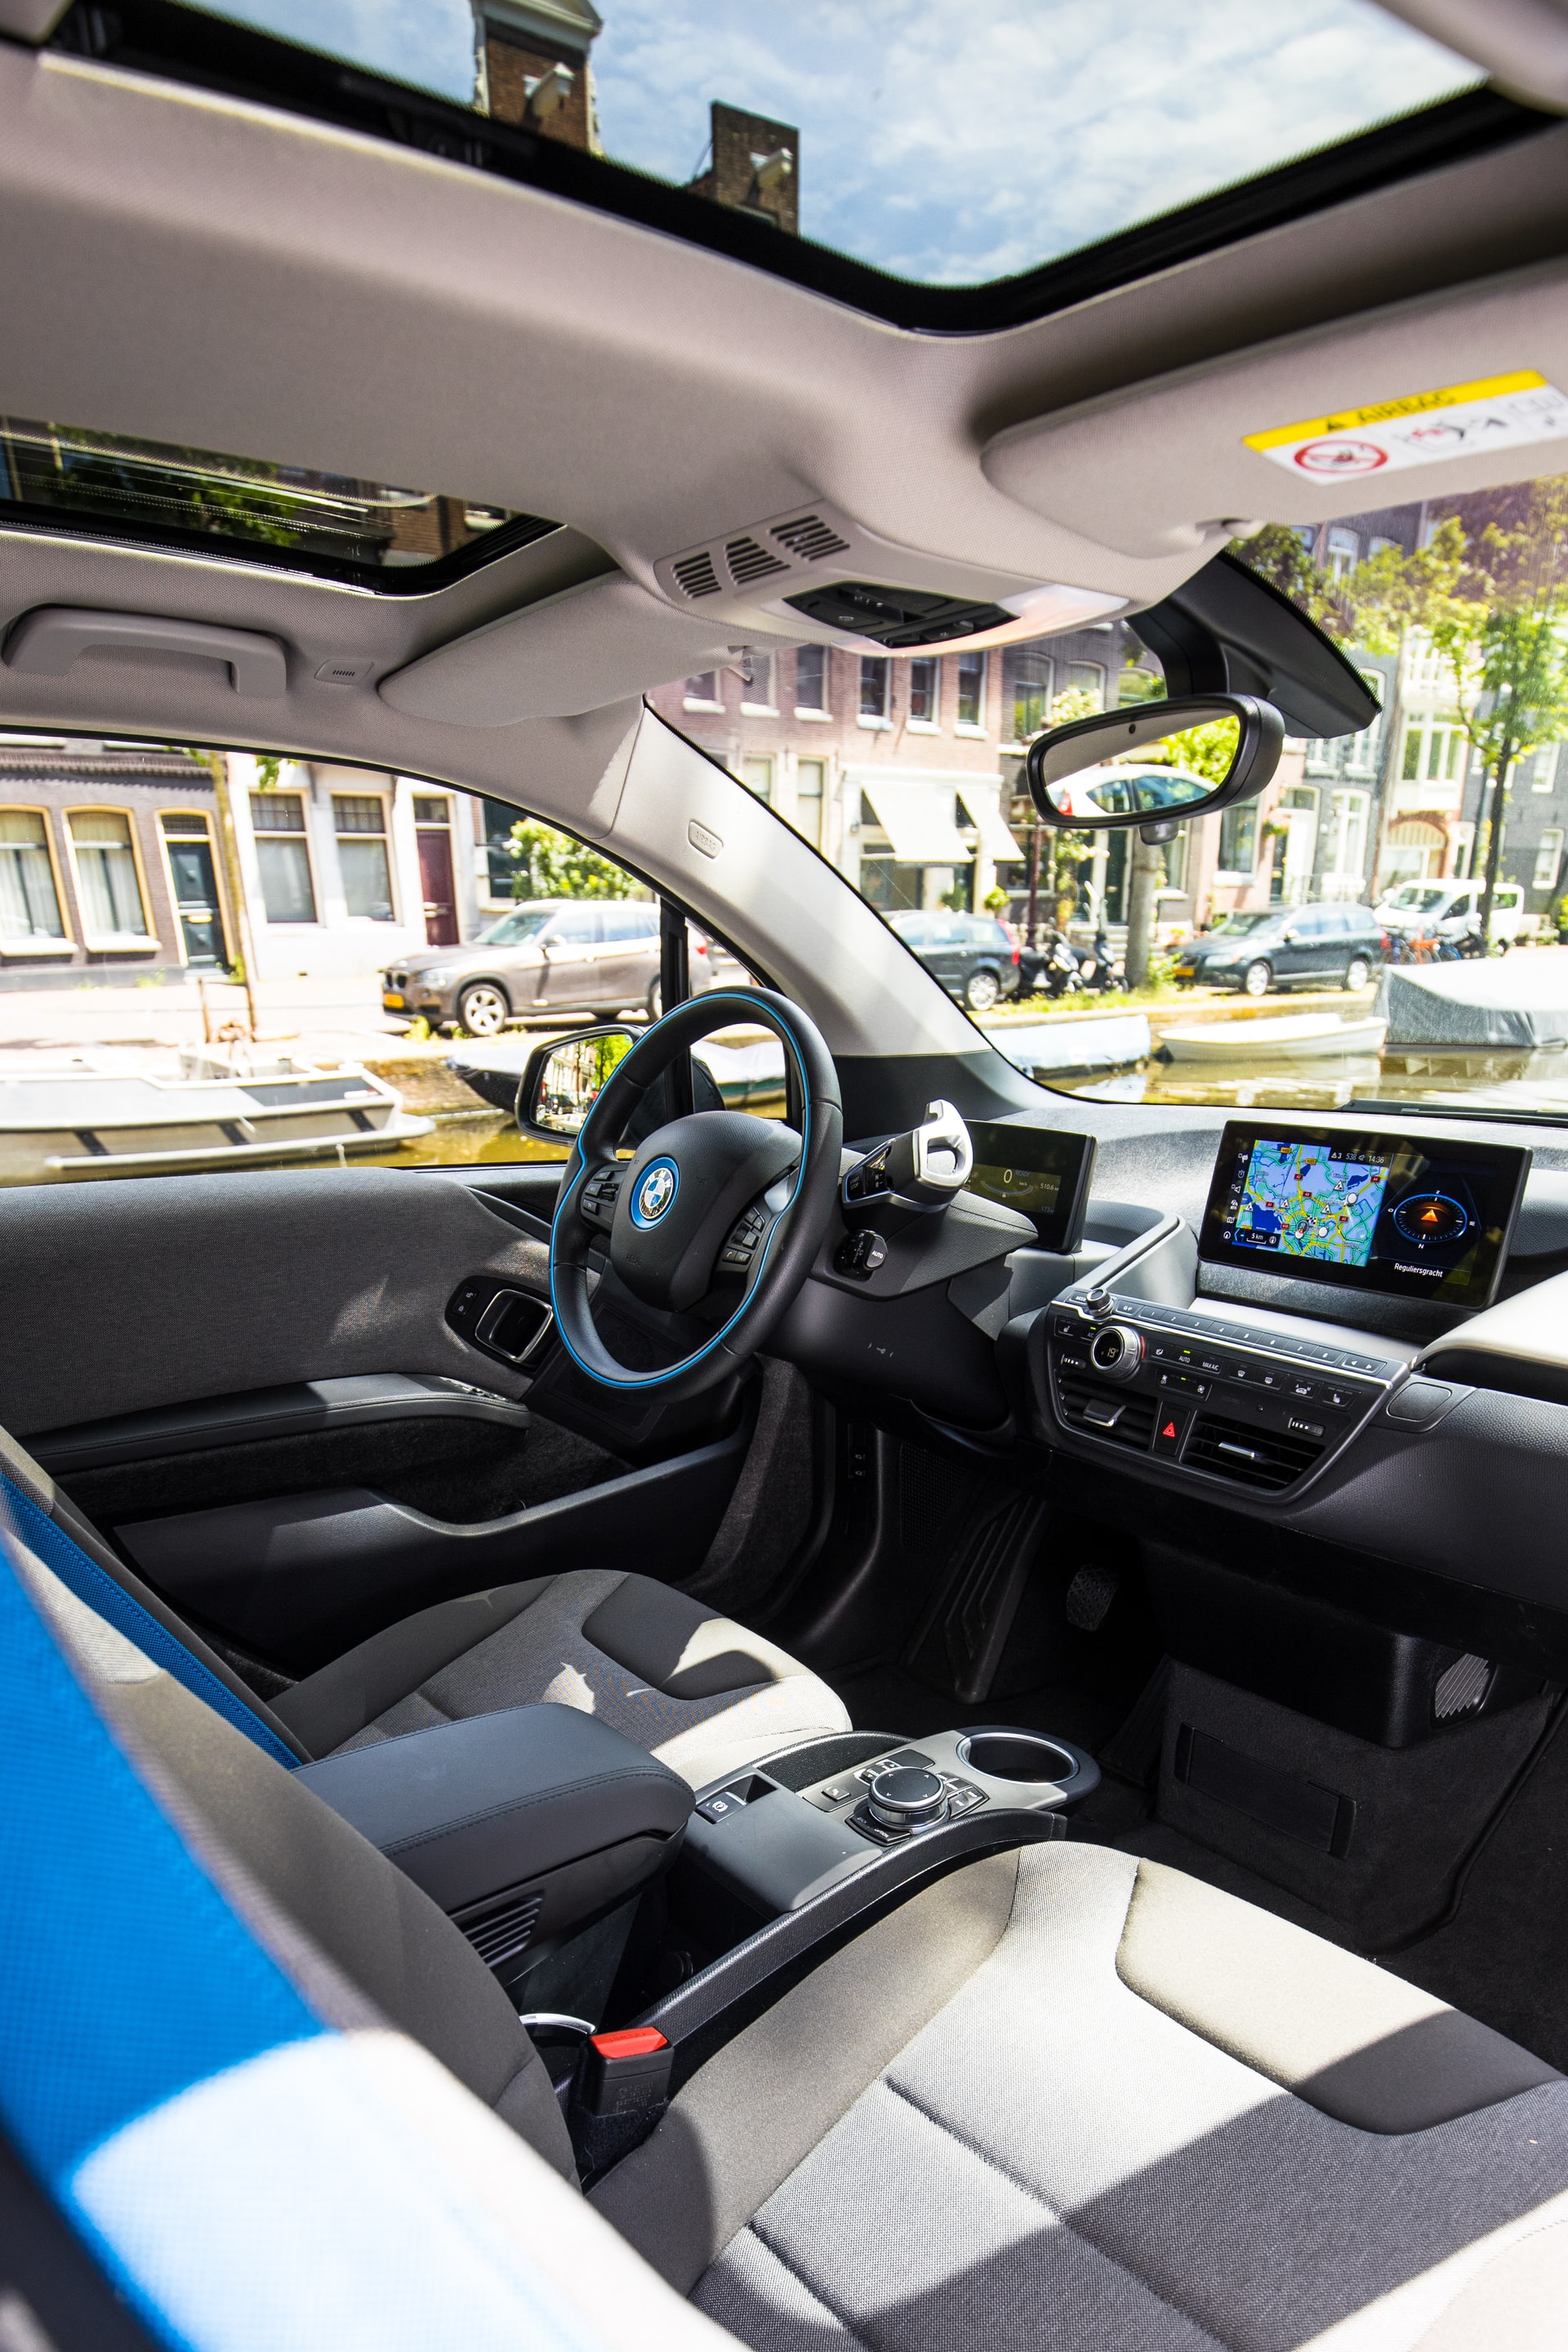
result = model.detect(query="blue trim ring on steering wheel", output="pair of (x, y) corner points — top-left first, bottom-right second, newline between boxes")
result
(548, 991), (813, 1392)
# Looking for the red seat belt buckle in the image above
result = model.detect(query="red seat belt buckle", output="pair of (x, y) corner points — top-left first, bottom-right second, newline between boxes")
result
(579, 2027), (672, 2117)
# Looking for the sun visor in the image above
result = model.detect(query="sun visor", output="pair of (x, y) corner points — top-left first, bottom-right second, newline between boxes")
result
(859, 778), (974, 863)
(377, 573), (736, 726)
(1130, 552), (1381, 740)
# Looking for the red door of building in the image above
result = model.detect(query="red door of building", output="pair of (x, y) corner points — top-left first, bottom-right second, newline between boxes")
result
(416, 824), (458, 947)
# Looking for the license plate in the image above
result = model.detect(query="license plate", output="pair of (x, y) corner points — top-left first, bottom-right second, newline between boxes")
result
(382, 992), (406, 1009)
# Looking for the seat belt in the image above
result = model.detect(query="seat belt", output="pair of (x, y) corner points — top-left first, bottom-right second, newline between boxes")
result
(0, 1474), (301, 1770)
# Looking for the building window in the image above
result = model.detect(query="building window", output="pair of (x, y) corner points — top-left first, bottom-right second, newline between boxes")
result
(1325, 527), (1361, 581)
(333, 793), (394, 920)
(739, 755), (773, 804)
(68, 810), (149, 939)
(956, 649), (986, 730)
(684, 671), (723, 710)
(795, 644), (828, 713)
(1066, 661), (1105, 707)
(250, 791), (317, 923)
(0, 810), (67, 944)
(740, 653), (776, 711)
(1532, 744), (1562, 794)
(859, 657), (890, 722)
(1368, 535), (1400, 559)
(1402, 722), (1466, 784)
(1004, 646), (1053, 741)
(796, 757), (825, 848)
(1535, 828), (1563, 892)
(907, 657), (940, 725)
(1330, 789), (1370, 880)
(1218, 801), (1257, 875)
(412, 794), (449, 824)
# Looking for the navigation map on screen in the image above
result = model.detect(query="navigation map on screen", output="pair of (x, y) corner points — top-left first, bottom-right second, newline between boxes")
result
(1226, 1139), (1392, 1267)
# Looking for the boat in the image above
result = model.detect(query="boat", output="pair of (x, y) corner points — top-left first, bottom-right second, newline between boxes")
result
(0, 1048), (432, 1183)
(1157, 1013), (1388, 1063)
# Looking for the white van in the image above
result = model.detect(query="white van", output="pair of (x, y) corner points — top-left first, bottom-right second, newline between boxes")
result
(1374, 879), (1526, 946)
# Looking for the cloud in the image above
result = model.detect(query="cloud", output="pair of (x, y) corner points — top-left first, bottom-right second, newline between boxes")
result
(587, 0), (1479, 284)
(203, 0), (477, 104)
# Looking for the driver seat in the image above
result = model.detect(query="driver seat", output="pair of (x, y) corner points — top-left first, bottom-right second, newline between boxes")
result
(0, 1425), (852, 1788)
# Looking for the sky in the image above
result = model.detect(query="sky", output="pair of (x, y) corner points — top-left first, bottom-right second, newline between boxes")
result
(198, 0), (1478, 286)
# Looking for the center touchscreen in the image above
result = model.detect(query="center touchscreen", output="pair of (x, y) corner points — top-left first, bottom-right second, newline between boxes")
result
(1199, 1121), (1529, 1307)
(965, 1122), (1095, 1253)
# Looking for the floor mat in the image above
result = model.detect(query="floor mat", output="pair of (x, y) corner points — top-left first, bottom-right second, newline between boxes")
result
(1383, 1708), (1568, 2070)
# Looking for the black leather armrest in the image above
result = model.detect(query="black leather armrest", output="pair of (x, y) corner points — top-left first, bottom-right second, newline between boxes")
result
(296, 1702), (692, 1918)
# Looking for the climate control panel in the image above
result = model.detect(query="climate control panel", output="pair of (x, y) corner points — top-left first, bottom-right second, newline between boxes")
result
(1043, 1291), (1405, 1494)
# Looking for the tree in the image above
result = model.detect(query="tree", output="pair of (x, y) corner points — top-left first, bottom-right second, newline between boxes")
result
(1342, 517), (1466, 898)
(1427, 484), (1568, 942)
(505, 818), (642, 900)
(1120, 715), (1241, 987)
(1021, 685), (1101, 947)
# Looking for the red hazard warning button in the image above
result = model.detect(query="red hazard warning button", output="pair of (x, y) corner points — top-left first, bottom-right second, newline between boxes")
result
(1152, 1405), (1191, 1458)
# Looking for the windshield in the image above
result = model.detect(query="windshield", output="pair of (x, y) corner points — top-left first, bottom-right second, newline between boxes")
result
(154, 2), (1479, 296)
(1383, 884), (1450, 912)
(1208, 912), (1277, 936)
(476, 906), (555, 947)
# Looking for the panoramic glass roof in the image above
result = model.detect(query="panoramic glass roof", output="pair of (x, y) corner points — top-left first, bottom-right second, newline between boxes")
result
(171, 0), (1482, 289)
(0, 418), (556, 590)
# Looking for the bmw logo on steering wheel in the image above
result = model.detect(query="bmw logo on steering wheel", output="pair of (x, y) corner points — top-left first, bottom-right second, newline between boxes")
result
(630, 1156), (679, 1228)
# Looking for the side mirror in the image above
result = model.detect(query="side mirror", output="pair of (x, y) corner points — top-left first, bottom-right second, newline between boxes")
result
(514, 1022), (725, 1146)
(516, 1026), (636, 1143)
(1025, 693), (1283, 841)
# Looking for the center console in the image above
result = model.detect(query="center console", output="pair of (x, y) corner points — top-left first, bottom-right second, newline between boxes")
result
(677, 1726), (1099, 1941)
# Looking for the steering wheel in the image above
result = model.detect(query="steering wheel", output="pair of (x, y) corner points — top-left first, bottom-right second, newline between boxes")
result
(549, 990), (843, 1400)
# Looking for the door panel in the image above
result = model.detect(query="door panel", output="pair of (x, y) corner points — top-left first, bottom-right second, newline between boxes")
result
(112, 1431), (746, 1670)
(539, 905), (602, 1004)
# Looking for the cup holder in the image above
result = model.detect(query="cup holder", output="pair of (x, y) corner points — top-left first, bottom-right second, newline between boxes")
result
(957, 1730), (1080, 1785)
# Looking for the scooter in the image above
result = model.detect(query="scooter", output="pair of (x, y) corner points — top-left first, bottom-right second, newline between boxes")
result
(1037, 928), (1088, 997)
(1077, 928), (1126, 993)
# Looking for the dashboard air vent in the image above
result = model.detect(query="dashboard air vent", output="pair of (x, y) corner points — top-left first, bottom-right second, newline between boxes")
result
(770, 514), (850, 562)
(1186, 1414), (1323, 1492)
(457, 1887), (543, 1970)
(725, 534), (789, 585)
(1057, 1378), (1156, 1452)
(673, 551), (722, 598)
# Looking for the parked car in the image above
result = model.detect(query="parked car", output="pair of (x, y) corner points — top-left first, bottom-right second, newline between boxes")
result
(1375, 879), (1526, 948)
(1171, 903), (1389, 995)
(383, 898), (718, 1035)
(884, 908), (1022, 1010)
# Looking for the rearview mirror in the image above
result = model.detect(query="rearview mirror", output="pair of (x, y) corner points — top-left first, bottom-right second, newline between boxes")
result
(1025, 693), (1282, 836)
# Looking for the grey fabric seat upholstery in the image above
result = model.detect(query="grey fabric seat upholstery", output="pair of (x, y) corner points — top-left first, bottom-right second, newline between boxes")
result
(597, 1842), (1568, 2351)
(274, 1566), (852, 1788)
(1, 1422), (850, 1788)
(19, 1526), (1568, 2349)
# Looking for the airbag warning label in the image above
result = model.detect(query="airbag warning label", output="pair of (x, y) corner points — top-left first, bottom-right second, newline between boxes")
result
(1245, 372), (1568, 479)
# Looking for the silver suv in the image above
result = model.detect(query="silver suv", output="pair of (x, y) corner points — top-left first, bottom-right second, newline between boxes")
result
(383, 898), (684, 1036)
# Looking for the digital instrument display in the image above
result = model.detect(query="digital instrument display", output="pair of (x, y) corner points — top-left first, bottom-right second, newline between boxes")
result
(966, 1123), (1096, 1253)
(1199, 1121), (1529, 1307)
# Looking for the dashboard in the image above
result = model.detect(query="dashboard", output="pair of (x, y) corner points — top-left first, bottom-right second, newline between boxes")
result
(779, 1102), (1568, 1622)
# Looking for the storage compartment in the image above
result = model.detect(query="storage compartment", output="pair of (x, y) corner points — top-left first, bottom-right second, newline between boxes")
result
(296, 1701), (692, 1993)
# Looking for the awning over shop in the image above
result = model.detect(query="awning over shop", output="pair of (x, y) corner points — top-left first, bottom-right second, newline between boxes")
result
(858, 778), (973, 865)
(957, 780), (1023, 862)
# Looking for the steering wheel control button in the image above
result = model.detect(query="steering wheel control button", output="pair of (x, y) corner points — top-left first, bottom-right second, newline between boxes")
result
(835, 1228), (888, 1280)
(1088, 1324), (1143, 1381)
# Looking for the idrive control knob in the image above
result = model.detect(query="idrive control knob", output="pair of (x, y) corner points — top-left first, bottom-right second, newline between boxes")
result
(866, 1766), (949, 1831)
(1088, 1324), (1144, 1382)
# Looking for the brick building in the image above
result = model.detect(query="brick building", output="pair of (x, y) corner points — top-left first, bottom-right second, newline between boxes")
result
(0, 740), (229, 985)
(477, 0), (603, 149)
